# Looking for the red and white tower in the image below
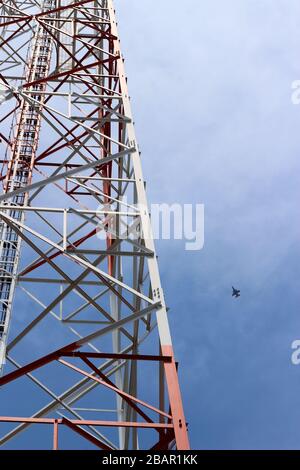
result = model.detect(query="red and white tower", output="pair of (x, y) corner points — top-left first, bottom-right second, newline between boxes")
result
(0, 0), (189, 450)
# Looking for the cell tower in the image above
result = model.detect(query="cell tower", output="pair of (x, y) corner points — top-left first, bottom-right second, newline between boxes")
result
(0, 0), (189, 450)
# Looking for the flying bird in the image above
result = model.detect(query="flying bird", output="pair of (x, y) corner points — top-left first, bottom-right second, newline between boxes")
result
(232, 286), (240, 298)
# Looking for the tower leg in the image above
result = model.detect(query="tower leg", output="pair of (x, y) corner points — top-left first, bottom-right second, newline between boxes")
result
(162, 345), (190, 450)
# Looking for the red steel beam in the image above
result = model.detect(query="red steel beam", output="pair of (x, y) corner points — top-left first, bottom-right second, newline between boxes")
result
(0, 416), (174, 429)
(161, 345), (190, 450)
(53, 420), (59, 450)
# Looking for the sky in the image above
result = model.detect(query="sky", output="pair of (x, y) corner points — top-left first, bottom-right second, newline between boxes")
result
(115, 0), (300, 449)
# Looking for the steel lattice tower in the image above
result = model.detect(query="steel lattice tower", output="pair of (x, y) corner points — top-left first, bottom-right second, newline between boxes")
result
(0, 0), (189, 450)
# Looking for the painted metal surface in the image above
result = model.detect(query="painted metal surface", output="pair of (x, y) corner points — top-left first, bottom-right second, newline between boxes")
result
(0, 0), (189, 450)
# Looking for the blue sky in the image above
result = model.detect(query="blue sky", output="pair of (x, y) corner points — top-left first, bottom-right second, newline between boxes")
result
(115, 0), (300, 449)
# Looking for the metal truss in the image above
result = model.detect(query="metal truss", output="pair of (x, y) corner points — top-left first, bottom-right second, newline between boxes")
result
(0, 0), (190, 450)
